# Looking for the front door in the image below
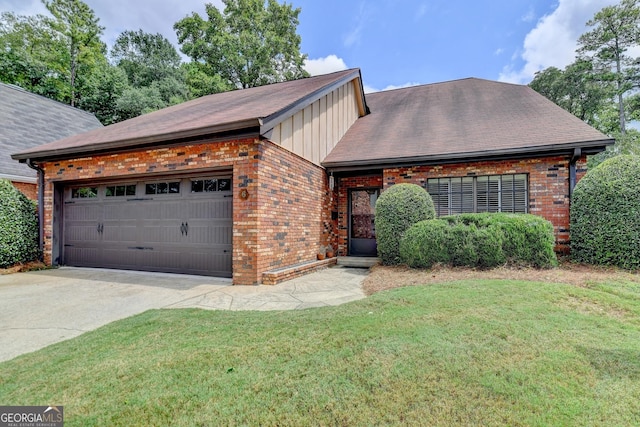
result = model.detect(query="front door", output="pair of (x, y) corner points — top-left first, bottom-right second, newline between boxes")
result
(348, 188), (379, 256)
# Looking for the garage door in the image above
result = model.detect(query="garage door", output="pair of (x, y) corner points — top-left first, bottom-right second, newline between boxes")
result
(62, 176), (233, 277)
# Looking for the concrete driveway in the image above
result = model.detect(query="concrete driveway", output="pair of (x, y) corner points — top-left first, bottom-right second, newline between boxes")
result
(0, 266), (367, 362)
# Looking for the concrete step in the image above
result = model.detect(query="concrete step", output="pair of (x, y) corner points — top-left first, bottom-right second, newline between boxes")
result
(337, 256), (380, 268)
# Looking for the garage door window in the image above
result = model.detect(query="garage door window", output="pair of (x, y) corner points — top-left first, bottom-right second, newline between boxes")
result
(146, 181), (180, 195)
(106, 184), (136, 197)
(191, 178), (231, 193)
(71, 186), (98, 198)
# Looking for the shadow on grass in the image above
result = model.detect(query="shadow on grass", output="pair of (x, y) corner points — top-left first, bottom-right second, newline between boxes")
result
(577, 346), (640, 380)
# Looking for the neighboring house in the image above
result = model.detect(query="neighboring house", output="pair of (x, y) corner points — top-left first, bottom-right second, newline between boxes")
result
(12, 69), (613, 285)
(0, 83), (103, 199)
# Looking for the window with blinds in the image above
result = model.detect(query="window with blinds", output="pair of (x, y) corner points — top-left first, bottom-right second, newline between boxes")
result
(427, 174), (528, 216)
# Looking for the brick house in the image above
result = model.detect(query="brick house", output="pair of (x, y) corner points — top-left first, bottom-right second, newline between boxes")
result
(12, 69), (613, 285)
(0, 83), (102, 200)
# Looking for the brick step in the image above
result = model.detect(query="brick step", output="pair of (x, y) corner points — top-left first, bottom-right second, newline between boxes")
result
(262, 257), (337, 285)
(336, 256), (380, 268)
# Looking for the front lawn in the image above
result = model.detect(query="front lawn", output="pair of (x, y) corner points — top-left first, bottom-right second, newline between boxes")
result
(1, 278), (640, 425)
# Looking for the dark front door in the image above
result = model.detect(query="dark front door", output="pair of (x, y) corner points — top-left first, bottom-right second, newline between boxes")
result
(348, 188), (379, 256)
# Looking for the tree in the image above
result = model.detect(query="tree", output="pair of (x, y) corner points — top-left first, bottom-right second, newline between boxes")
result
(0, 12), (68, 101)
(577, 0), (640, 134)
(111, 30), (182, 87)
(174, 0), (308, 90)
(43, 0), (105, 106)
(529, 59), (613, 128)
(77, 62), (129, 125)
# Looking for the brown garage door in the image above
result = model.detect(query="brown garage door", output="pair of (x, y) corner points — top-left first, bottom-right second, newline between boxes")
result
(62, 176), (232, 277)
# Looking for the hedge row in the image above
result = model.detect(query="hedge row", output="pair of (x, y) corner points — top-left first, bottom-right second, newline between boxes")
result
(571, 155), (640, 270)
(0, 179), (40, 268)
(399, 213), (557, 269)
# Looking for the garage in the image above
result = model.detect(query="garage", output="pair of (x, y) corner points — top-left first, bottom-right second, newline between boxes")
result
(62, 175), (232, 277)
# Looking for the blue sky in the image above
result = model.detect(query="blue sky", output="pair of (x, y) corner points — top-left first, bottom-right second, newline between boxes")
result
(0, 0), (620, 92)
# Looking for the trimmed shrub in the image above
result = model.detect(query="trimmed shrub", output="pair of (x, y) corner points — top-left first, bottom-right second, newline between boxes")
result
(0, 179), (40, 268)
(375, 183), (435, 265)
(442, 213), (556, 268)
(400, 213), (557, 270)
(571, 155), (640, 270)
(399, 220), (450, 269)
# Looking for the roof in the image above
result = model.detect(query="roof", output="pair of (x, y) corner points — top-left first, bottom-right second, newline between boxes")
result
(12, 69), (366, 162)
(322, 78), (614, 170)
(0, 83), (102, 182)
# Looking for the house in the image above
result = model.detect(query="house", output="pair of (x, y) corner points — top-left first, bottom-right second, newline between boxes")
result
(11, 69), (613, 285)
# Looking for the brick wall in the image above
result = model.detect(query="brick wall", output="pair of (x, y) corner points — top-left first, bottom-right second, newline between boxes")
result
(335, 155), (591, 255)
(38, 137), (334, 285)
(382, 155), (589, 251)
(255, 141), (337, 271)
(11, 181), (37, 200)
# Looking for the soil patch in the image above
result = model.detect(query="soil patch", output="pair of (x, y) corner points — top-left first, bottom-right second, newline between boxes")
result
(362, 261), (640, 295)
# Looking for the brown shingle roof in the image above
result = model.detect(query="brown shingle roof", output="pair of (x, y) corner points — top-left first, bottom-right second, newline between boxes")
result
(12, 69), (363, 161)
(322, 78), (613, 169)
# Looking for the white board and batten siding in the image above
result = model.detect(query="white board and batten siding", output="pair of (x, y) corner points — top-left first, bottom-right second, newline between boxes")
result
(269, 80), (361, 165)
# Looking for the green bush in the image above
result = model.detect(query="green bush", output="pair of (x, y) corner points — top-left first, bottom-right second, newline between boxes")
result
(399, 220), (450, 269)
(375, 183), (435, 265)
(571, 155), (640, 270)
(0, 179), (40, 268)
(400, 213), (557, 270)
(442, 213), (556, 268)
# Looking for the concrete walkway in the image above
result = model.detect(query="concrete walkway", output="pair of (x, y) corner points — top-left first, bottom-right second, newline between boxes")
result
(0, 266), (368, 362)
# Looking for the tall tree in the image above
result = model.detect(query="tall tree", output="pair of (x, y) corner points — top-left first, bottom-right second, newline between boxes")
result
(529, 59), (613, 129)
(111, 30), (183, 87)
(42, 0), (105, 106)
(0, 12), (68, 100)
(174, 0), (308, 90)
(577, 0), (640, 134)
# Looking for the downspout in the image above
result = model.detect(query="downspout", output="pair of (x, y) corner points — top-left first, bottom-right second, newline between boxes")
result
(26, 159), (44, 259)
(569, 148), (582, 199)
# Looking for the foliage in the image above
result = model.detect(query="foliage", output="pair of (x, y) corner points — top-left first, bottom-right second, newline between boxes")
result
(76, 63), (128, 125)
(577, 0), (640, 135)
(588, 129), (640, 168)
(3, 279), (640, 425)
(0, 12), (69, 101)
(43, 0), (106, 107)
(174, 0), (308, 89)
(529, 60), (613, 128)
(111, 30), (182, 88)
(375, 184), (436, 265)
(400, 213), (557, 269)
(0, 180), (40, 268)
(571, 155), (640, 269)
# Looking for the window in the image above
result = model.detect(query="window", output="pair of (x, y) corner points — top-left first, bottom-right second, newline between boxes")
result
(71, 187), (97, 198)
(145, 181), (180, 195)
(427, 174), (528, 216)
(191, 178), (231, 193)
(106, 184), (136, 197)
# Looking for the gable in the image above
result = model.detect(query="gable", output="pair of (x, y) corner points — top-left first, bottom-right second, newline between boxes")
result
(267, 79), (363, 165)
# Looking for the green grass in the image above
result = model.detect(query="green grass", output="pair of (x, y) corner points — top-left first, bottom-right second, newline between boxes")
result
(2, 279), (640, 426)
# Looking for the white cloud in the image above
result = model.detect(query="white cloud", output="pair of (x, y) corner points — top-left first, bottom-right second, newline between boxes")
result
(499, 0), (618, 84)
(304, 55), (348, 76)
(494, 48), (504, 56)
(415, 3), (427, 21)
(364, 81), (421, 94)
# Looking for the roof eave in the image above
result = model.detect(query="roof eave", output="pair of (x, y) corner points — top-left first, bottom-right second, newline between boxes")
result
(323, 138), (615, 172)
(12, 118), (262, 162)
